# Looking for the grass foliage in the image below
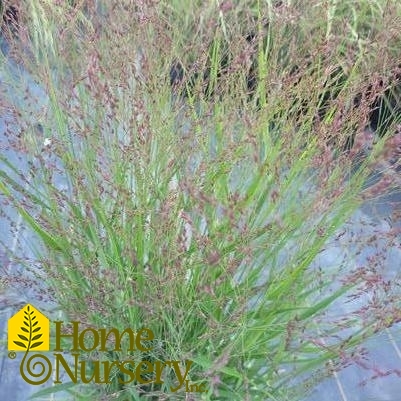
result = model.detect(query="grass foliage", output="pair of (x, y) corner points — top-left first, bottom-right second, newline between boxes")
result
(1, 0), (401, 400)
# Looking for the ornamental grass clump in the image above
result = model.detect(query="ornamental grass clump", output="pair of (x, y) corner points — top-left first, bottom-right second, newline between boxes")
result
(1, 1), (401, 400)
